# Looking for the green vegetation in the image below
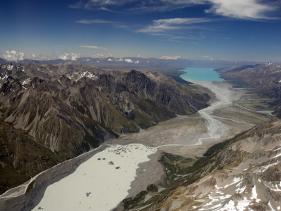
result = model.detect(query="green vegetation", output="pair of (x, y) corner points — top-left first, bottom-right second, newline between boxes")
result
(159, 153), (195, 183)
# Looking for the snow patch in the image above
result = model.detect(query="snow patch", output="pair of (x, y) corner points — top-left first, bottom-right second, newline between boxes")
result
(251, 185), (261, 202)
(7, 64), (14, 70)
(67, 71), (98, 81)
(22, 78), (31, 86)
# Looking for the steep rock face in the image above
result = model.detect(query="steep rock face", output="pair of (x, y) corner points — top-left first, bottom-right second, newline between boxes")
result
(0, 121), (61, 194)
(123, 70), (209, 115)
(127, 121), (281, 210)
(1, 77), (115, 157)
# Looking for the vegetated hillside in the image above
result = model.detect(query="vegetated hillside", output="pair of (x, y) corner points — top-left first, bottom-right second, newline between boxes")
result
(0, 63), (210, 193)
(124, 120), (281, 210)
(219, 63), (281, 116)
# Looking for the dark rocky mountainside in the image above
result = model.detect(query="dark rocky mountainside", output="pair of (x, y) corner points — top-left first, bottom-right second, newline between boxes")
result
(0, 63), (210, 194)
(0, 121), (61, 194)
(124, 120), (281, 210)
(219, 63), (281, 116)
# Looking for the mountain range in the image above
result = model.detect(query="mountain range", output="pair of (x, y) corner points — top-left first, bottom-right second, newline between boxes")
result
(0, 62), (210, 194)
(2, 60), (281, 211)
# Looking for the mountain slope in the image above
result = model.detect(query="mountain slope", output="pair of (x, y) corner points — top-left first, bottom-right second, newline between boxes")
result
(219, 64), (281, 116)
(0, 64), (210, 193)
(0, 121), (61, 194)
(0, 66), (210, 156)
(124, 120), (281, 210)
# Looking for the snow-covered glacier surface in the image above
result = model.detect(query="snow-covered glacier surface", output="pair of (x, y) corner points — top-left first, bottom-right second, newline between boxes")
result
(32, 144), (157, 211)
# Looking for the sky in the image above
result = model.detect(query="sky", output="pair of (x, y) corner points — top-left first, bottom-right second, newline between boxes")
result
(0, 0), (281, 62)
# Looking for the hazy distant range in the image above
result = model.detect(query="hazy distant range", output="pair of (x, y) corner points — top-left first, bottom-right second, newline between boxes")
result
(0, 57), (261, 72)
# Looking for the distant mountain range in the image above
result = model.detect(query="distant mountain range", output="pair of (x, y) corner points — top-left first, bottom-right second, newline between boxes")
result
(0, 58), (6, 64)
(0, 57), (261, 71)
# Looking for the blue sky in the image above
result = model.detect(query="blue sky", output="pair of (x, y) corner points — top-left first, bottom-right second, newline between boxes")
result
(0, 0), (281, 62)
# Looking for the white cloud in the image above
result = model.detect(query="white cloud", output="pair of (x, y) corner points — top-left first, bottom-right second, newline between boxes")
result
(76, 19), (127, 29)
(72, 0), (275, 19)
(76, 19), (116, 24)
(124, 58), (133, 63)
(80, 45), (113, 58)
(160, 55), (182, 60)
(3, 50), (25, 61)
(59, 52), (80, 61)
(138, 18), (210, 33)
(80, 45), (108, 51)
(80, 45), (100, 49)
(207, 0), (275, 19)
(71, 0), (201, 11)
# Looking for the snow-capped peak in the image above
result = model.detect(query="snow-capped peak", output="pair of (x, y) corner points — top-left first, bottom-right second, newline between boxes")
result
(67, 71), (98, 81)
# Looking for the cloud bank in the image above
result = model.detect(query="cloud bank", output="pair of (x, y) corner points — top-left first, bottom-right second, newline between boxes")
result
(59, 52), (80, 61)
(138, 18), (210, 33)
(3, 50), (25, 61)
(207, 0), (275, 19)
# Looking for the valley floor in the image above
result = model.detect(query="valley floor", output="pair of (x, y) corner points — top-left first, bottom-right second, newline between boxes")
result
(114, 81), (272, 199)
(0, 80), (272, 211)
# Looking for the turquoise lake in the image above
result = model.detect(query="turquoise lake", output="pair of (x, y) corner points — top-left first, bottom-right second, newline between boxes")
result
(180, 67), (223, 82)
